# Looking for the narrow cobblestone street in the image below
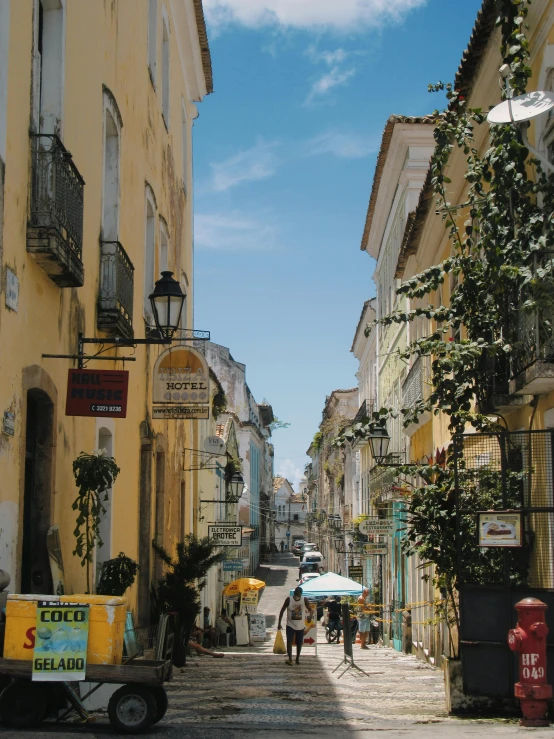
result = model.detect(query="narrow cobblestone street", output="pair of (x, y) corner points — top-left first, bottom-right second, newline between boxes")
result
(2, 553), (551, 739)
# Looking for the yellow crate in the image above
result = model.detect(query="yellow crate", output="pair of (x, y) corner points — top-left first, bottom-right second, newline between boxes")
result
(59, 594), (127, 665)
(4, 594), (127, 665)
(4, 595), (60, 661)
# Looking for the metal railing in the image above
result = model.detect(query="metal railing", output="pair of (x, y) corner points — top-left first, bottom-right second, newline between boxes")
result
(98, 240), (135, 337)
(402, 355), (430, 408)
(353, 399), (374, 424)
(513, 251), (554, 377)
(29, 134), (84, 259)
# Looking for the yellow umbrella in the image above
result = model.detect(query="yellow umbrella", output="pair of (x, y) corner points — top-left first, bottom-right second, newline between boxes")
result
(223, 578), (265, 596)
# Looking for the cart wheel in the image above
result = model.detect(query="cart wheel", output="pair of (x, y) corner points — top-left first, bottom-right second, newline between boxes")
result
(108, 684), (157, 734)
(0, 680), (47, 728)
(151, 686), (168, 723)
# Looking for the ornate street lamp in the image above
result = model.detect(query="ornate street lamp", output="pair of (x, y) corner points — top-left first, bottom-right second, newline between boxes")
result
(148, 271), (186, 340)
(367, 425), (391, 465)
(226, 471), (245, 503)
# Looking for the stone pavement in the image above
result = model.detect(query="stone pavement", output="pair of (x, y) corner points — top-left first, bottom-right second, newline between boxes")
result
(2, 554), (553, 737)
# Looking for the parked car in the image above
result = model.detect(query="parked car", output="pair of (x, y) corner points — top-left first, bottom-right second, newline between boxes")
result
(300, 542), (318, 555)
(299, 562), (320, 578)
(291, 539), (306, 556)
(301, 551), (326, 573)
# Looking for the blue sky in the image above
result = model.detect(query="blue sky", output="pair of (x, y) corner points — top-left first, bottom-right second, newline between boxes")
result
(193, 0), (483, 489)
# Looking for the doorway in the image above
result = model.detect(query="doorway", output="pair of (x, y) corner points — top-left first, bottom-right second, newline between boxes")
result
(22, 389), (54, 594)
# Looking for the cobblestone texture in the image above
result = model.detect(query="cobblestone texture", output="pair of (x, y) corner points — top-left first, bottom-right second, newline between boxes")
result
(2, 554), (553, 737)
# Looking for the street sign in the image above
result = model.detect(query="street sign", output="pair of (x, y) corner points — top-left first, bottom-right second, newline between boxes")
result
(209, 525), (242, 547)
(223, 559), (243, 571)
(204, 435), (226, 455)
(65, 369), (129, 418)
(358, 518), (394, 536)
(286, 531), (290, 537)
(362, 543), (388, 556)
(348, 566), (363, 579)
(152, 346), (210, 420)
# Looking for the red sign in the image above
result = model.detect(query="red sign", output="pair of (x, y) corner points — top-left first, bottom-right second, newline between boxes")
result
(65, 369), (129, 418)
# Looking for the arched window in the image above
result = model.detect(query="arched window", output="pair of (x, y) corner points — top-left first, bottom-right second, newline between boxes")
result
(102, 89), (122, 241)
(161, 8), (170, 126)
(148, 0), (157, 85)
(144, 185), (157, 320)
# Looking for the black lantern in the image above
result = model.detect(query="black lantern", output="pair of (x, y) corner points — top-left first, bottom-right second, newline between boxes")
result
(367, 425), (391, 465)
(334, 536), (343, 551)
(226, 471), (245, 503)
(149, 271), (186, 340)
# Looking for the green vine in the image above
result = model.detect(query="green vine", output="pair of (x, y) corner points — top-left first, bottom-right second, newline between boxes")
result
(335, 0), (548, 647)
(212, 388), (227, 419)
(72, 450), (120, 593)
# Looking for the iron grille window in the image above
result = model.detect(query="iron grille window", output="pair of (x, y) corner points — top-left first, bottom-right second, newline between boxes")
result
(27, 134), (85, 287)
(513, 251), (554, 377)
(98, 241), (135, 338)
(29, 136), (84, 258)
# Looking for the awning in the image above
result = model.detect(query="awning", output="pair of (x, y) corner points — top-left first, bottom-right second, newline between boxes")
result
(289, 572), (365, 597)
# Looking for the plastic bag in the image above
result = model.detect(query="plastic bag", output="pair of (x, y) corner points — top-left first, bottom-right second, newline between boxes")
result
(273, 629), (286, 654)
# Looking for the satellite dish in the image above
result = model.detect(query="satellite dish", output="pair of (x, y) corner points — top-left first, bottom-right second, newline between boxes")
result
(203, 435), (226, 455)
(487, 91), (554, 124)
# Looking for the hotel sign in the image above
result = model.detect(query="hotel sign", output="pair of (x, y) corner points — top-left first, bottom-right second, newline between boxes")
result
(152, 346), (210, 420)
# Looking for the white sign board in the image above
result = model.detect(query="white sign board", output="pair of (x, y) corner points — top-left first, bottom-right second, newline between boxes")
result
(5, 269), (19, 312)
(362, 543), (388, 556)
(208, 525), (242, 547)
(249, 613), (266, 641)
(358, 518), (394, 536)
(204, 435), (226, 455)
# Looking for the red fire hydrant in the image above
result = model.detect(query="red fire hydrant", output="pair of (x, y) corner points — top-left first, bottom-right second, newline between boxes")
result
(508, 597), (552, 726)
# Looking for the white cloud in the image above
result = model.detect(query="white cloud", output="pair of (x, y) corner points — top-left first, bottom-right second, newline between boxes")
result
(306, 46), (350, 66)
(195, 211), (276, 250)
(276, 459), (305, 492)
(305, 67), (356, 105)
(308, 130), (376, 159)
(209, 138), (279, 192)
(203, 0), (427, 33)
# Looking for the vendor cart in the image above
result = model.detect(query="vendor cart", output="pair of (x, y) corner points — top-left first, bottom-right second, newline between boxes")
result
(0, 656), (172, 733)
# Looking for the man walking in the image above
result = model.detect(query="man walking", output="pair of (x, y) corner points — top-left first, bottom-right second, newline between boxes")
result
(278, 586), (313, 665)
(357, 587), (371, 650)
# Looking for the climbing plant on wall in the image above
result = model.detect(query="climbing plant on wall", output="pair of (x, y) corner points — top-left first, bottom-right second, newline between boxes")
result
(336, 0), (552, 637)
(72, 449), (120, 593)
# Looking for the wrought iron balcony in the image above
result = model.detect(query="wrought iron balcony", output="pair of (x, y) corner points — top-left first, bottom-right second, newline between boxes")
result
(351, 400), (375, 450)
(97, 241), (135, 338)
(401, 355), (431, 436)
(511, 251), (554, 395)
(27, 134), (85, 287)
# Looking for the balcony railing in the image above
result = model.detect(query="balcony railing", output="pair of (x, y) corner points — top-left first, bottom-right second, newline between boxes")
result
(401, 355), (432, 435)
(511, 251), (554, 394)
(97, 241), (135, 338)
(27, 134), (85, 287)
(354, 399), (374, 424)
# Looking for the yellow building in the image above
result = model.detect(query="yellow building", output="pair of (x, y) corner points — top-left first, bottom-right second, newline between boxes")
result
(0, 0), (214, 623)
(385, 0), (554, 699)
